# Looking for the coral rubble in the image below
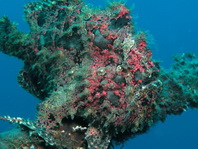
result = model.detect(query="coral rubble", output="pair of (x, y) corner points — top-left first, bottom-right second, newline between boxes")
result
(0, 0), (197, 148)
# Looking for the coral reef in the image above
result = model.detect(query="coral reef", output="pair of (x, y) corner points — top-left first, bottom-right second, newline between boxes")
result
(0, 0), (197, 148)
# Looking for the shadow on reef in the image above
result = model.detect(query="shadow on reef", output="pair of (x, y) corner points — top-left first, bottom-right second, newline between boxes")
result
(0, 0), (197, 148)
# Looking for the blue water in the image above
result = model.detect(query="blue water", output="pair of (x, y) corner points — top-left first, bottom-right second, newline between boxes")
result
(0, 0), (198, 148)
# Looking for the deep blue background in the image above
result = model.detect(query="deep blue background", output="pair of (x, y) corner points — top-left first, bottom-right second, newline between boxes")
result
(0, 0), (198, 148)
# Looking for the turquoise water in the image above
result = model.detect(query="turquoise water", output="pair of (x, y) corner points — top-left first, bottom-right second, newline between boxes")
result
(0, 0), (198, 148)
